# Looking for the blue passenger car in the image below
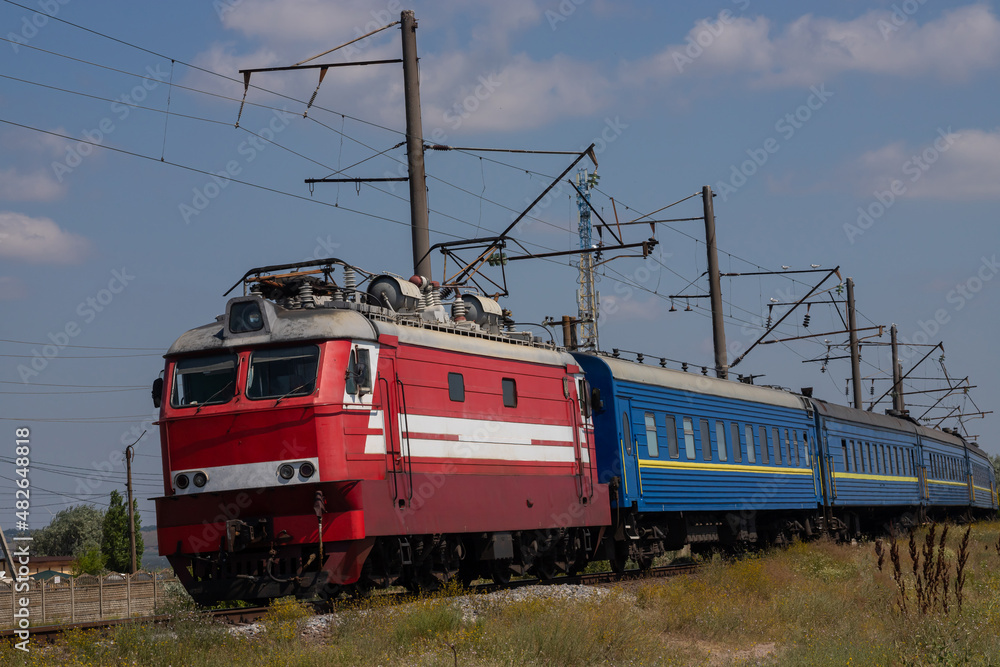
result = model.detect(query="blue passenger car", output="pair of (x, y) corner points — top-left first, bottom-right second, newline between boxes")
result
(575, 353), (824, 555)
(573, 352), (996, 563)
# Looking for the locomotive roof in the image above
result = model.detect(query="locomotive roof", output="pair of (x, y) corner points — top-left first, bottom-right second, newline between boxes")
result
(166, 301), (577, 368)
(578, 353), (809, 412)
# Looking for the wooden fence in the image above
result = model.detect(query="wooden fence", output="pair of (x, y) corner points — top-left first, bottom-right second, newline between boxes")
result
(0, 571), (178, 627)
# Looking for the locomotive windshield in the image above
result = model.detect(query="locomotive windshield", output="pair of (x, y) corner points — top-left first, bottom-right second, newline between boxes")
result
(246, 344), (319, 400)
(171, 353), (238, 408)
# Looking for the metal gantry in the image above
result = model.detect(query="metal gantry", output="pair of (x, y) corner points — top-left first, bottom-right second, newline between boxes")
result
(575, 169), (599, 351)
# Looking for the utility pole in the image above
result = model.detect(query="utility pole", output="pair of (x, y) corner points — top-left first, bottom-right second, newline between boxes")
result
(847, 277), (863, 409)
(242, 12), (431, 279)
(125, 444), (137, 574)
(703, 186), (728, 379)
(890, 324), (904, 413)
(576, 169), (599, 351)
(400, 10), (431, 279)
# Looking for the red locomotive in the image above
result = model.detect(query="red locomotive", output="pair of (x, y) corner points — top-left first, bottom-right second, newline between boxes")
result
(153, 259), (610, 603)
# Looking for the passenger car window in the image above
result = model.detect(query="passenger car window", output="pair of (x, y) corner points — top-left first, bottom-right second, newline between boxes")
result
(745, 425), (756, 463)
(732, 423), (742, 462)
(700, 420), (712, 461)
(644, 412), (659, 457)
(665, 416), (679, 459)
(716, 421), (728, 462)
(683, 418), (696, 460)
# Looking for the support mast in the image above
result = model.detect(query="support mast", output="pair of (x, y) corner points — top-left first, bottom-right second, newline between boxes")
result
(400, 10), (431, 279)
(847, 277), (863, 409)
(576, 169), (599, 351)
(704, 186), (728, 379)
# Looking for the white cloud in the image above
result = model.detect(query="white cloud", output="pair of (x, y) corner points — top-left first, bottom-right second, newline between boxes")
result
(853, 128), (1000, 200)
(421, 53), (610, 133)
(0, 168), (66, 202)
(0, 212), (92, 264)
(219, 0), (388, 45)
(627, 5), (1000, 88)
(0, 276), (27, 300)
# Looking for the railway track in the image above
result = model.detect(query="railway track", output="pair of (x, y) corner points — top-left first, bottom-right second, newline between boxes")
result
(0, 562), (698, 641)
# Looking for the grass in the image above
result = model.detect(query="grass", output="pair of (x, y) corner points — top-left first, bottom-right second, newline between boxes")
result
(2, 521), (999, 665)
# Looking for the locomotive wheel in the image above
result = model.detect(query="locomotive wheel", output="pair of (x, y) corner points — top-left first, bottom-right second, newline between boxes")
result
(610, 540), (629, 574)
(490, 559), (512, 585)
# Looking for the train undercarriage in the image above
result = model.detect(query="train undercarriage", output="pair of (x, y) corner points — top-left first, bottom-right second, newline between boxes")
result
(168, 504), (991, 605)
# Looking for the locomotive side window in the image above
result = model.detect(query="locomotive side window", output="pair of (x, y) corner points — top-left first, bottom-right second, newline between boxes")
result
(345, 347), (372, 396)
(731, 423), (742, 462)
(700, 420), (712, 461)
(247, 345), (319, 400)
(448, 372), (465, 402)
(802, 432), (809, 467)
(171, 353), (238, 408)
(644, 413), (659, 458)
(772, 427), (781, 465)
(784, 430), (791, 466)
(502, 378), (518, 408)
(665, 416), (679, 459)
(842, 439), (850, 472)
(683, 418), (696, 460)
(745, 424), (756, 463)
(716, 421), (727, 462)
(792, 431), (800, 466)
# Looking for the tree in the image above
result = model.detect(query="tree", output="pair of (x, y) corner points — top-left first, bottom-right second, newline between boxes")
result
(101, 489), (144, 573)
(32, 505), (104, 557)
(72, 545), (106, 576)
(991, 453), (1000, 484)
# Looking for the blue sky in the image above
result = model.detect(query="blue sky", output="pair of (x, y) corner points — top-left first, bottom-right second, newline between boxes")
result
(2, 0), (998, 527)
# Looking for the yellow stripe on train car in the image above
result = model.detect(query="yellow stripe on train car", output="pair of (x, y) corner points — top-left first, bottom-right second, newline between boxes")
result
(926, 479), (969, 488)
(834, 472), (919, 483)
(638, 460), (812, 475)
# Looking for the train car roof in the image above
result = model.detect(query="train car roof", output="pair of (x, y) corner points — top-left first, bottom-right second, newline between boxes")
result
(574, 353), (809, 412)
(811, 398), (988, 458)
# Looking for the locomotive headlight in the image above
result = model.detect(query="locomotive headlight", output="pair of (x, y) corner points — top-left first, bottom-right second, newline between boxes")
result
(193, 471), (208, 488)
(175, 473), (190, 490)
(229, 301), (264, 333)
(299, 461), (315, 479)
(278, 464), (295, 480)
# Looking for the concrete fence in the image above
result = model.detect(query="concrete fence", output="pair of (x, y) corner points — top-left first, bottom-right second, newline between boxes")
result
(0, 571), (178, 628)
